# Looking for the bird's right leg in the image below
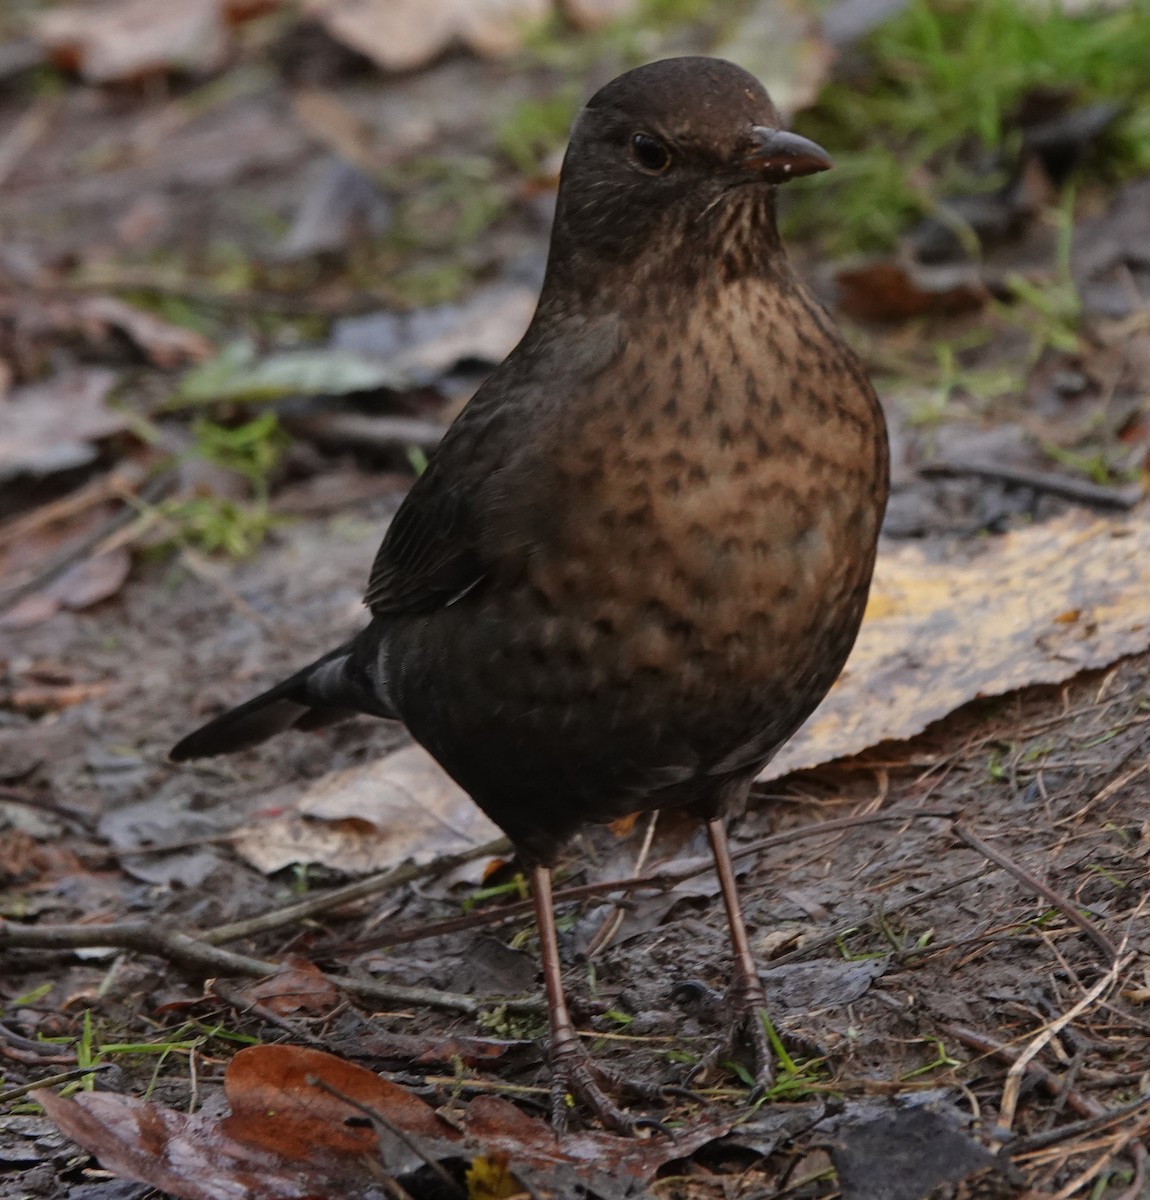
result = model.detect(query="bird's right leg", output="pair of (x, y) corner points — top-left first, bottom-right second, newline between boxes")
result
(705, 817), (775, 1093)
(530, 864), (648, 1135)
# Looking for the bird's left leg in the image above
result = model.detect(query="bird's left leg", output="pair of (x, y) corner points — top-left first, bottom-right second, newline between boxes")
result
(705, 816), (775, 1093)
(530, 864), (655, 1134)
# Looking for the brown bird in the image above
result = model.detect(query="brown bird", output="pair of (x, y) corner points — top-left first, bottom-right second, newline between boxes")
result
(172, 56), (889, 1132)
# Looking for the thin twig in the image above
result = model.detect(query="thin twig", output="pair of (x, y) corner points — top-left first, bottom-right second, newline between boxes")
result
(919, 460), (1138, 510)
(0, 471), (174, 614)
(1046, 1115), (1150, 1200)
(585, 812), (659, 960)
(202, 836), (510, 945)
(335, 809), (958, 957)
(0, 1064), (114, 1103)
(997, 951), (1129, 1133)
(942, 1024), (1106, 1121)
(953, 824), (1119, 964)
(308, 1075), (465, 1200)
(1007, 1092), (1150, 1154)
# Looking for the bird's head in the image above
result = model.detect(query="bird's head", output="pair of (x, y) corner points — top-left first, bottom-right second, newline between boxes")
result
(546, 57), (831, 294)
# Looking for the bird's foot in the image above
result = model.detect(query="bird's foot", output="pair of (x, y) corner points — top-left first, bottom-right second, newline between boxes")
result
(726, 980), (775, 1097)
(672, 977), (775, 1096)
(549, 1036), (669, 1136)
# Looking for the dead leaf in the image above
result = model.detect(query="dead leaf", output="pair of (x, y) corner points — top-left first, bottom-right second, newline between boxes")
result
(303, 0), (550, 73)
(763, 511), (1150, 780)
(1072, 178), (1150, 320)
(330, 282), (538, 383)
(561, 0), (639, 29)
(34, 0), (230, 83)
(831, 1106), (1000, 1200)
(75, 296), (213, 368)
(0, 549), (132, 629)
(835, 259), (988, 321)
(222, 1044), (454, 1157)
(0, 292), (208, 380)
(42, 1044), (734, 1197)
(40, 1045), (457, 1199)
(2, 680), (111, 713)
(0, 369), (126, 484)
(232, 743), (503, 874)
(38, 1092), (317, 1200)
(234, 958), (340, 1016)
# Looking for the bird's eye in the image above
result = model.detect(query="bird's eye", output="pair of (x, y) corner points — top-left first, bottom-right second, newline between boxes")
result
(629, 132), (671, 174)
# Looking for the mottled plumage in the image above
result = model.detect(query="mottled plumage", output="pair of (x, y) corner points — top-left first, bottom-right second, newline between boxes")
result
(172, 56), (889, 1132)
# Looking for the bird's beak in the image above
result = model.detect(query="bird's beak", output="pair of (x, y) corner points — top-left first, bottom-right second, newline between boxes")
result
(738, 127), (834, 183)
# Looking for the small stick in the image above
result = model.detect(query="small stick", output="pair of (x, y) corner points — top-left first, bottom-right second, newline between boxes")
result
(0, 1064), (114, 1103)
(943, 1024), (1105, 1121)
(584, 812), (659, 959)
(0, 918), (542, 1017)
(202, 836), (510, 945)
(307, 1075), (465, 1200)
(1046, 1116), (1150, 1200)
(953, 824), (1119, 964)
(0, 468), (141, 550)
(996, 952), (1128, 1133)
(336, 809), (958, 957)
(0, 471), (174, 614)
(919, 460), (1138, 511)
(1007, 1092), (1150, 1155)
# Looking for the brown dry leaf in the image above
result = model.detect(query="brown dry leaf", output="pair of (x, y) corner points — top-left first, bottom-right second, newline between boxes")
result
(835, 259), (988, 321)
(455, 1094), (734, 1189)
(235, 958), (339, 1016)
(76, 296), (213, 368)
(0, 369), (126, 484)
(0, 293), (209, 377)
(561, 0), (639, 29)
(40, 1046), (457, 1200)
(38, 1091), (317, 1200)
(43, 1044), (734, 1196)
(34, 0), (231, 83)
(303, 0), (550, 73)
(763, 511), (1150, 780)
(232, 743), (502, 874)
(222, 1044), (454, 1154)
(1, 540), (132, 629)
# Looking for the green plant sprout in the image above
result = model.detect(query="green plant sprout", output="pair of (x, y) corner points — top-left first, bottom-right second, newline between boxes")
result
(158, 411), (287, 558)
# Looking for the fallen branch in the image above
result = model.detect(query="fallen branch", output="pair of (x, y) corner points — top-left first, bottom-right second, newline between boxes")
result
(0, 918), (541, 1017)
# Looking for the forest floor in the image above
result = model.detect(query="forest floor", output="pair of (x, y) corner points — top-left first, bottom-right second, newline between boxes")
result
(1, 2), (1149, 1198)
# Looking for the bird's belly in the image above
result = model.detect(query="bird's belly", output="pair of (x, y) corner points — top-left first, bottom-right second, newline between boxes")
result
(524, 452), (866, 699)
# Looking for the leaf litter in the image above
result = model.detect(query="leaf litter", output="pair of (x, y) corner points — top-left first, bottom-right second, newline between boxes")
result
(1, 0), (1149, 1197)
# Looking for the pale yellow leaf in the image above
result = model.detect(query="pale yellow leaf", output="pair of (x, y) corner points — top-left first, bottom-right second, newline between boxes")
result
(233, 744), (501, 875)
(762, 511), (1150, 780)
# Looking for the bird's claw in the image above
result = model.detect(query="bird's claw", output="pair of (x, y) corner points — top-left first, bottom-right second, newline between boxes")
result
(726, 973), (776, 1096)
(675, 975), (775, 1095)
(548, 1040), (668, 1136)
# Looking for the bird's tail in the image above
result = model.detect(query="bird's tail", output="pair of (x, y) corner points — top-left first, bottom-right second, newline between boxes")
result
(170, 638), (390, 761)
